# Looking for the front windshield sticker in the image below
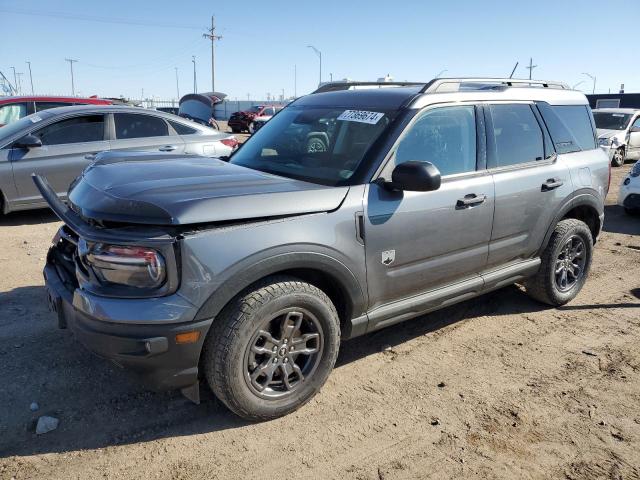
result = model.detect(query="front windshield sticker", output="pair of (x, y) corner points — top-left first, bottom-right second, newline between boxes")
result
(337, 110), (384, 125)
(29, 115), (43, 123)
(612, 114), (624, 117)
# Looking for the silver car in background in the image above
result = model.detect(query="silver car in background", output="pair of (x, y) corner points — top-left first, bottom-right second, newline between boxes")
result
(593, 108), (640, 167)
(0, 105), (238, 214)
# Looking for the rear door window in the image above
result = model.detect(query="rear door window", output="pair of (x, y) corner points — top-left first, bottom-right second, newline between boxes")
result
(33, 115), (105, 145)
(489, 104), (544, 167)
(114, 113), (169, 139)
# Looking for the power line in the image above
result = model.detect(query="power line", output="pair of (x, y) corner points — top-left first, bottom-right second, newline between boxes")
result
(0, 7), (202, 30)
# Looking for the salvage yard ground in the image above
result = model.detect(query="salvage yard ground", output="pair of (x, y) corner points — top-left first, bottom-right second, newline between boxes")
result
(0, 156), (639, 479)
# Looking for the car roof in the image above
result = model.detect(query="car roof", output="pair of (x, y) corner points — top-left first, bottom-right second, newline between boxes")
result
(294, 86), (423, 109)
(593, 108), (639, 114)
(0, 95), (111, 104)
(32, 104), (184, 118)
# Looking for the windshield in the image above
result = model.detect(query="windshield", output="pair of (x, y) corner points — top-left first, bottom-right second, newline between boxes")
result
(593, 112), (632, 130)
(230, 106), (395, 186)
(0, 103), (27, 127)
(248, 106), (262, 113)
(0, 110), (55, 146)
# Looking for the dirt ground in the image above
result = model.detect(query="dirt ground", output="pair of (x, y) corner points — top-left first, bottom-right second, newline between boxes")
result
(1, 161), (639, 480)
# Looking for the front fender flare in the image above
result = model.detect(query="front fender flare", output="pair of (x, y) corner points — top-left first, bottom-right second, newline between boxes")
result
(193, 250), (367, 326)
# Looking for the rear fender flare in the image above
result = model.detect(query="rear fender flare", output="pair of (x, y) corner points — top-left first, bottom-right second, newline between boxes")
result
(538, 190), (603, 255)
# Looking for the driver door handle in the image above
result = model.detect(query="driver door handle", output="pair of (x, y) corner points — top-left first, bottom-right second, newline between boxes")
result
(541, 178), (564, 191)
(456, 193), (487, 209)
(159, 145), (176, 152)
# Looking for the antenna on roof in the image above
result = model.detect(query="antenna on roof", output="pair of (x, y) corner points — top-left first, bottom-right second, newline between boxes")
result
(509, 62), (518, 79)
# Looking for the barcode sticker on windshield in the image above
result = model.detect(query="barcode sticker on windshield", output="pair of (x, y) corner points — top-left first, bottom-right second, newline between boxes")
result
(337, 110), (384, 124)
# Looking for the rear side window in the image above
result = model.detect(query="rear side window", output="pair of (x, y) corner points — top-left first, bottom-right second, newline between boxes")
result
(395, 105), (477, 176)
(114, 113), (169, 139)
(169, 120), (198, 135)
(35, 102), (73, 112)
(489, 104), (544, 167)
(33, 115), (105, 145)
(537, 103), (596, 154)
(552, 106), (596, 151)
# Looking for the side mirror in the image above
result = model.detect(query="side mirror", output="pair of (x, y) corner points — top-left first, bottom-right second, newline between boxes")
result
(14, 134), (42, 149)
(630, 126), (640, 133)
(389, 160), (441, 192)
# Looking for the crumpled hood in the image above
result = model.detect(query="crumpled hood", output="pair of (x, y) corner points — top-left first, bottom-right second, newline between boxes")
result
(68, 153), (348, 225)
(596, 128), (624, 141)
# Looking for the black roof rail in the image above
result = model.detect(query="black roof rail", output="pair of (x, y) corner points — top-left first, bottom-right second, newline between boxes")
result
(420, 78), (570, 93)
(312, 81), (426, 94)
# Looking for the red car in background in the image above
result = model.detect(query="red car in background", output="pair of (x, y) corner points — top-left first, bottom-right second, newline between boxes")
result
(227, 104), (283, 133)
(0, 95), (113, 127)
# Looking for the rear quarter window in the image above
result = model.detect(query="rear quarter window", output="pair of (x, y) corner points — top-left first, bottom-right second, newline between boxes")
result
(537, 103), (596, 154)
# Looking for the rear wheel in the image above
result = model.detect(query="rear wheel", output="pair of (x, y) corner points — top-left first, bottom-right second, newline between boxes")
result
(525, 219), (593, 306)
(612, 147), (625, 167)
(202, 276), (340, 421)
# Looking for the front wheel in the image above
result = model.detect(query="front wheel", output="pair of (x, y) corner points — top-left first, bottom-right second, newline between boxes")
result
(612, 147), (625, 167)
(202, 276), (340, 421)
(525, 219), (593, 306)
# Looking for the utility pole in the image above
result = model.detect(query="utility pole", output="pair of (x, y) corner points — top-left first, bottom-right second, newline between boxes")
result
(26, 61), (34, 94)
(16, 73), (24, 94)
(11, 67), (17, 91)
(307, 45), (322, 85)
(525, 57), (537, 80)
(203, 15), (222, 92)
(294, 64), (297, 98)
(65, 58), (78, 96)
(174, 67), (180, 99)
(192, 56), (197, 93)
(582, 72), (596, 94)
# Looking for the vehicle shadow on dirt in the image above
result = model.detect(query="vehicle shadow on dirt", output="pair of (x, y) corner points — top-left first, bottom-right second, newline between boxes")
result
(3, 282), (638, 459)
(0, 208), (58, 227)
(603, 204), (640, 235)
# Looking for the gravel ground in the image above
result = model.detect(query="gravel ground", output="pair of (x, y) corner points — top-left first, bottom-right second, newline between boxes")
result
(0, 162), (639, 480)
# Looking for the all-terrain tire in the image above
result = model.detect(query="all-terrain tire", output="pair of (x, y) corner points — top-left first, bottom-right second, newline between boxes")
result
(524, 219), (593, 306)
(202, 276), (340, 421)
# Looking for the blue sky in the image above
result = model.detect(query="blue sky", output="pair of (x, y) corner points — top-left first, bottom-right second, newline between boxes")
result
(2, 0), (638, 101)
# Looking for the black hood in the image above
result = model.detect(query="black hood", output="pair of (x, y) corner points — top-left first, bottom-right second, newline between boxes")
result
(68, 153), (348, 225)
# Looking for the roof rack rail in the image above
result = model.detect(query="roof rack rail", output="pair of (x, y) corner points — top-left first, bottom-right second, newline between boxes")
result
(312, 81), (426, 94)
(420, 78), (570, 93)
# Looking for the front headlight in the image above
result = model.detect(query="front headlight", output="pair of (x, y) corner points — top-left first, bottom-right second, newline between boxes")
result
(79, 240), (166, 290)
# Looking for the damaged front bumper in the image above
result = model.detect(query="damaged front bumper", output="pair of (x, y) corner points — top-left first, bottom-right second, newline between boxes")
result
(36, 174), (212, 400)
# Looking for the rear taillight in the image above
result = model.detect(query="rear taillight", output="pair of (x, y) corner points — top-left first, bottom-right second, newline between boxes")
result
(220, 137), (239, 149)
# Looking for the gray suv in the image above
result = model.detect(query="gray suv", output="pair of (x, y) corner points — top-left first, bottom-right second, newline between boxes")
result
(38, 78), (609, 420)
